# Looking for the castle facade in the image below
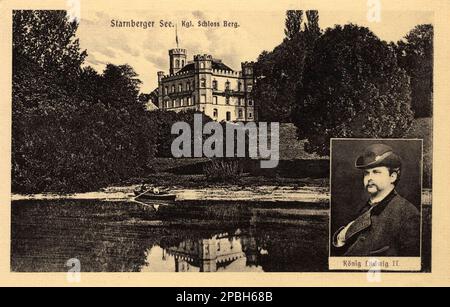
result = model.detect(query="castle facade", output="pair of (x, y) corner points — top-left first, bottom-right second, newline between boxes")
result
(156, 48), (257, 122)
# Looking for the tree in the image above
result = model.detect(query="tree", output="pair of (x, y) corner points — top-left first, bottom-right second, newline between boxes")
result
(253, 10), (322, 122)
(396, 24), (433, 118)
(13, 10), (87, 91)
(293, 24), (414, 156)
(284, 10), (303, 40)
(304, 10), (321, 51)
(12, 10), (158, 193)
(253, 34), (307, 122)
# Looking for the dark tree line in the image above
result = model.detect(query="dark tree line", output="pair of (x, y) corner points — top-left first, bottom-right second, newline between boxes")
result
(12, 10), (200, 193)
(253, 11), (433, 155)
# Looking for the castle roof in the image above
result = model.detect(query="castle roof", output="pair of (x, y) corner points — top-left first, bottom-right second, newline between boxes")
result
(177, 60), (234, 74)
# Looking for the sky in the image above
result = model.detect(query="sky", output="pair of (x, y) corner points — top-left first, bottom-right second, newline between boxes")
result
(77, 9), (433, 93)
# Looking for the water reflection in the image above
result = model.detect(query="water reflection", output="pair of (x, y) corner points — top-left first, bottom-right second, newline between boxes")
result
(142, 230), (264, 272)
(11, 199), (329, 272)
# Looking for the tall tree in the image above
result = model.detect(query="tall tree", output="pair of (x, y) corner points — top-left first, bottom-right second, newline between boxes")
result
(293, 24), (414, 155)
(396, 24), (433, 118)
(304, 10), (321, 51)
(12, 10), (158, 193)
(13, 10), (87, 86)
(284, 10), (303, 40)
(253, 34), (306, 122)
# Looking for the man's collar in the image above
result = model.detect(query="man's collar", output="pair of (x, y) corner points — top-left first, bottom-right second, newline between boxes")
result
(368, 189), (397, 216)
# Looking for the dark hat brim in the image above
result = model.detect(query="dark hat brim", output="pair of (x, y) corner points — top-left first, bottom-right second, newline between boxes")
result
(355, 151), (401, 169)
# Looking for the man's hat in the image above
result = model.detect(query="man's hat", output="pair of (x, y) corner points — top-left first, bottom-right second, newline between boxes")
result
(355, 143), (402, 169)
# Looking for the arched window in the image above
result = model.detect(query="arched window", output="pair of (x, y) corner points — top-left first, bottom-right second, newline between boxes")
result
(176, 59), (180, 68)
(186, 82), (191, 91)
(213, 108), (218, 118)
(181, 60), (185, 67)
(200, 62), (205, 69)
(164, 86), (168, 95)
(178, 84), (182, 92)
(171, 85), (175, 93)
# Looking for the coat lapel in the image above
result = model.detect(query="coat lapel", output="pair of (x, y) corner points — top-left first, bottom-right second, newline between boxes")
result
(344, 190), (398, 242)
(344, 209), (372, 241)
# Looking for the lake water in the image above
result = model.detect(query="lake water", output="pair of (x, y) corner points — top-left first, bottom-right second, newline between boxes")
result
(11, 199), (329, 272)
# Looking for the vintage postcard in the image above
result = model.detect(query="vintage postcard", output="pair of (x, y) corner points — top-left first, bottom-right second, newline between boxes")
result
(0, 0), (449, 287)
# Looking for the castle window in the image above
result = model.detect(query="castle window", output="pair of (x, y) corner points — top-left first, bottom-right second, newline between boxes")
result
(238, 109), (243, 118)
(181, 98), (185, 106)
(178, 84), (182, 92)
(165, 100), (170, 108)
(226, 112), (231, 121)
(247, 85), (253, 92)
(164, 86), (168, 95)
(172, 99), (176, 107)
(213, 108), (218, 118)
(248, 112), (253, 118)
(176, 59), (180, 68)
(186, 82), (191, 91)
(212, 80), (218, 90)
(225, 80), (230, 90)
(248, 99), (253, 106)
(238, 98), (242, 106)
(188, 97), (192, 105)
(181, 60), (185, 67)
(226, 97), (230, 105)
(200, 62), (205, 69)
(200, 94), (206, 103)
(171, 85), (175, 93)
(200, 78), (206, 88)
(213, 96), (218, 104)
(238, 82), (242, 91)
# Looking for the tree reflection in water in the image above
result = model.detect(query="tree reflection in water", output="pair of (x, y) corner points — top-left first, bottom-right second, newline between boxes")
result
(11, 200), (328, 272)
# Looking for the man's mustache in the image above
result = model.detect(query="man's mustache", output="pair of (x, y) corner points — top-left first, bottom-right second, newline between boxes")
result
(366, 182), (379, 189)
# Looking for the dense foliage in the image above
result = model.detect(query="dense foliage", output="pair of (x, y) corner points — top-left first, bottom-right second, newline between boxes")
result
(12, 11), (158, 193)
(253, 11), (431, 155)
(292, 24), (414, 155)
(253, 10), (320, 122)
(396, 24), (433, 118)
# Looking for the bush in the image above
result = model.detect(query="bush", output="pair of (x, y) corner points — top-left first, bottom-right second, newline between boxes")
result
(203, 159), (243, 182)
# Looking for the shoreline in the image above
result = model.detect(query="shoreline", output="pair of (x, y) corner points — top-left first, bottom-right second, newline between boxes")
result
(11, 185), (432, 206)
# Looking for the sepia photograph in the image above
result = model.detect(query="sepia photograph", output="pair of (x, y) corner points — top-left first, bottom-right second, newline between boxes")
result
(4, 0), (439, 283)
(329, 139), (425, 265)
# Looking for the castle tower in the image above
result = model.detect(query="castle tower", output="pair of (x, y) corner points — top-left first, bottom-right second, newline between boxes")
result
(157, 71), (165, 108)
(169, 48), (187, 75)
(241, 62), (256, 121)
(194, 54), (213, 111)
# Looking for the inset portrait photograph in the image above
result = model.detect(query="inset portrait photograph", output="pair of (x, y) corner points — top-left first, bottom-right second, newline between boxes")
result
(330, 139), (422, 260)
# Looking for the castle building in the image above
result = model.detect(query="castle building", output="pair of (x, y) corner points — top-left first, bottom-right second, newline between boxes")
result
(156, 48), (257, 122)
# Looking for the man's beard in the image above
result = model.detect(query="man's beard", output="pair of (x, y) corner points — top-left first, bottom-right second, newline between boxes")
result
(366, 183), (379, 194)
